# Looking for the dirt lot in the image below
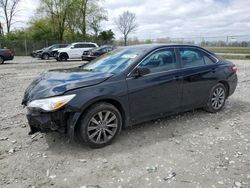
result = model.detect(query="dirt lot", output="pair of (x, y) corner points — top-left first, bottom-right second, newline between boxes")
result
(0, 57), (250, 188)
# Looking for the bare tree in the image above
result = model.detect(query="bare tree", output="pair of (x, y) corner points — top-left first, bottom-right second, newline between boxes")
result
(115, 11), (138, 46)
(0, 0), (21, 33)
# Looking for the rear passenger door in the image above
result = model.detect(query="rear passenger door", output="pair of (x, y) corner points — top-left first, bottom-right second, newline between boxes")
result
(178, 47), (218, 110)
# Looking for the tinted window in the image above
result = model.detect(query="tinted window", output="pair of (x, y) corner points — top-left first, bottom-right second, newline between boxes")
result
(83, 44), (96, 48)
(101, 47), (111, 52)
(106, 47), (113, 52)
(139, 48), (177, 73)
(74, 44), (82, 48)
(180, 48), (215, 68)
(203, 54), (215, 65)
(89, 44), (97, 48)
(74, 44), (94, 48)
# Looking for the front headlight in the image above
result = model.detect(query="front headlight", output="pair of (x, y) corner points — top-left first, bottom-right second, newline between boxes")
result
(27, 94), (76, 111)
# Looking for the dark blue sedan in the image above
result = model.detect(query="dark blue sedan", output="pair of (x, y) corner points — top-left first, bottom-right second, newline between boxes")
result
(22, 44), (238, 148)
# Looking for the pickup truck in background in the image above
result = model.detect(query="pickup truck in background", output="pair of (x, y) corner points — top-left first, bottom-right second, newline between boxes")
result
(0, 49), (14, 64)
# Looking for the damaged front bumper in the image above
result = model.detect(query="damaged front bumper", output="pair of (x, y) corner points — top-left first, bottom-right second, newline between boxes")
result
(27, 109), (69, 135)
(26, 107), (82, 141)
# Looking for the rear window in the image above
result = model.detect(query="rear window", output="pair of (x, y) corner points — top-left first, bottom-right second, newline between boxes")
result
(180, 48), (216, 68)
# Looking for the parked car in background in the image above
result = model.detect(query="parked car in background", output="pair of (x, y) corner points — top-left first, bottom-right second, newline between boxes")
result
(0, 48), (14, 64)
(31, 48), (44, 58)
(56, 42), (98, 61)
(32, 44), (68, 60)
(82, 45), (115, 61)
(22, 44), (238, 148)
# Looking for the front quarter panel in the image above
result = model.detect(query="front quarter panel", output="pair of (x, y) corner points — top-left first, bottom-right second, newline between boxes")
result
(64, 75), (129, 137)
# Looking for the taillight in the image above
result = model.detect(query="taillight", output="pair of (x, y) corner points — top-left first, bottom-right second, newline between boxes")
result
(232, 65), (237, 73)
(4, 50), (12, 55)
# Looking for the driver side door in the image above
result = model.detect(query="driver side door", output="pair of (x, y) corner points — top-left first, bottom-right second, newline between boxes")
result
(126, 48), (182, 123)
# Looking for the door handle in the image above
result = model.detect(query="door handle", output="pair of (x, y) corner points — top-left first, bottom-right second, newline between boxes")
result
(211, 68), (216, 73)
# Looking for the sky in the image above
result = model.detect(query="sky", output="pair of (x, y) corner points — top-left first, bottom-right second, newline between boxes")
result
(3, 0), (250, 40)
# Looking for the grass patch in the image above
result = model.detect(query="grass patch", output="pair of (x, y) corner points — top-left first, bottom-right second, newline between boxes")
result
(219, 54), (250, 60)
(204, 47), (250, 60)
(205, 47), (250, 54)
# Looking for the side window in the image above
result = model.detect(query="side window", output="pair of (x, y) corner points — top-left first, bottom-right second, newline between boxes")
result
(203, 53), (216, 65)
(74, 44), (82, 48)
(90, 44), (97, 48)
(60, 44), (67, 48)
(179, 48), (215, 68)
(84, 44), (96, 48)
(139, 48), (177, 73)
(102, 48), (109, 52)
(107, 47), (113, 52)
(81, 44), (88, 48)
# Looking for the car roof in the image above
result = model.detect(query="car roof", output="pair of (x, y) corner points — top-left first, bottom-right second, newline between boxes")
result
(120, 44), (214, 55)
(94, 45), (113, 49)
(71, 42), (97, 45)
(124, 43), (202, 50)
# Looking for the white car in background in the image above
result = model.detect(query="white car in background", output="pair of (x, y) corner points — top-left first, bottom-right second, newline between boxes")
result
(56, 42), (98, 61)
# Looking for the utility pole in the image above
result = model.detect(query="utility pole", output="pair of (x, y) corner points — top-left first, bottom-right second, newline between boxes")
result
(226, 36), (229, 45)
(0, 22), (3, 49)
(24, 39), (28, 56)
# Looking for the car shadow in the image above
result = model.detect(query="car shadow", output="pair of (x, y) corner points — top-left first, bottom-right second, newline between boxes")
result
(44, 98), (250, 158)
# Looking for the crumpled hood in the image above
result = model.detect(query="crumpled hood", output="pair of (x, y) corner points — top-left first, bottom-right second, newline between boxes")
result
(22, 67), (113, 105)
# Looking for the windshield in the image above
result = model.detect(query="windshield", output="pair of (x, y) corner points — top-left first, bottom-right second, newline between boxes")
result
(80, 47), (147, 74)
(47, 45), (55, 50)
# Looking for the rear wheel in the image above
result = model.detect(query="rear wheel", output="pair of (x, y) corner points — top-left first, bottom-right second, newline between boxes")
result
(204, 83), (227, 113)
(0, 56), (4, 64)
(77, 103), (122, 148)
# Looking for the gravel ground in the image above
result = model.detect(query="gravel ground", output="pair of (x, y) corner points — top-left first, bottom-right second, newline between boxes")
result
(0, 57), (250, 188)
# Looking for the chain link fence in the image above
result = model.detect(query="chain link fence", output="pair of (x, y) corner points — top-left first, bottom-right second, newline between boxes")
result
(0, 40), (69, 56)
(1, 35), (250, 56)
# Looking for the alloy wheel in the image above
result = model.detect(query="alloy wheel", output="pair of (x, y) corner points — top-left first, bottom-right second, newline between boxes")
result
(211, 87), (226, 110)
(87, 110), (118, 144)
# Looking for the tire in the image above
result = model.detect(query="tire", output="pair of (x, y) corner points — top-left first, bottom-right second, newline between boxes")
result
(59, 53), (68, 61)
(0, 56), (4, 64)
(56, 57), (61, 62)
(77, 103), (122, 148)
(204, 83), (227, 113)
(42, 53), (49, 60)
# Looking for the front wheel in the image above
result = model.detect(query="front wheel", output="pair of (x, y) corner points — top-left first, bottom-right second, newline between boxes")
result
(60, 53), (68, 61)
(204, 83), (227, 113)
(77, 103), (122, 148)
(42, 53), (49, 60)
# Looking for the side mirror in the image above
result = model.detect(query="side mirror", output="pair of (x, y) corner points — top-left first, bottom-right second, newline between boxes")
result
(70, 46), (74, 49)
(131, 67), (150, 78)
